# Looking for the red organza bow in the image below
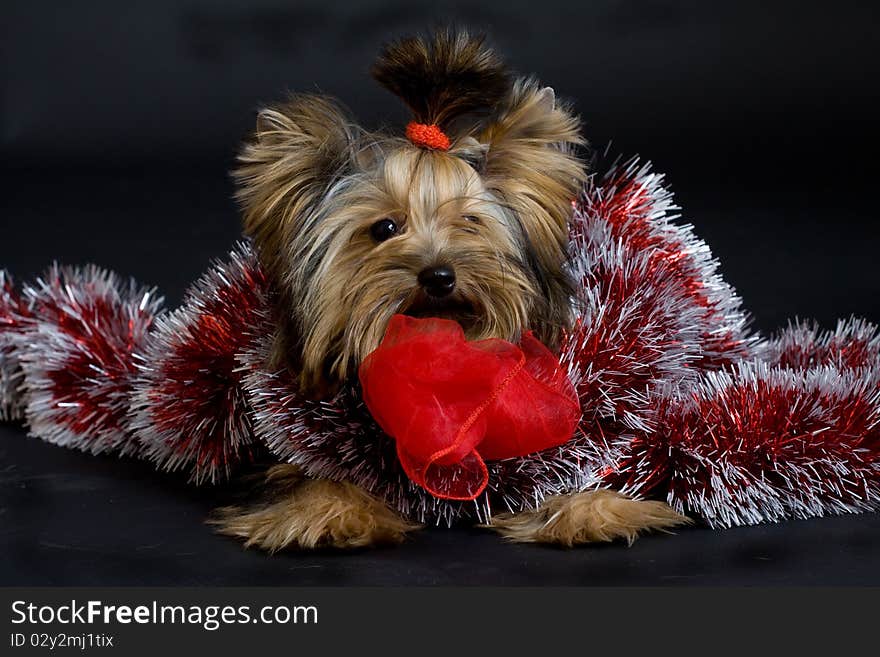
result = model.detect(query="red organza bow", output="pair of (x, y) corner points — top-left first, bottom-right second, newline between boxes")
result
(358, 315), (581, 501)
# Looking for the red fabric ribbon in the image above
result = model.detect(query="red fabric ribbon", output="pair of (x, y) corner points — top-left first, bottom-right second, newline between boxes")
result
(358, 315), (581, 500)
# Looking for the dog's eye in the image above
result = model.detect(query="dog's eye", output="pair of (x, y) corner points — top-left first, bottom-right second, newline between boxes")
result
(463, 215), (481, 224)
(370, 218), (398, 242)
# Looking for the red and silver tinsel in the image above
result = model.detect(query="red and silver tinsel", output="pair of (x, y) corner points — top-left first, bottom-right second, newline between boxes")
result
(15, 265), (163, 454)
(0, 271), (32, 421)
(129, 244), (268, 484)
(2, 159), (878, 530)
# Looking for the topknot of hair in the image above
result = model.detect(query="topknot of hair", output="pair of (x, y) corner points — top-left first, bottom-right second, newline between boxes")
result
(371, 29), (511, 132)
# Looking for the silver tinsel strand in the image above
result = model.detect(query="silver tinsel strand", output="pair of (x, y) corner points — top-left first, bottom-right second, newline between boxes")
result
(17, 264), (163, 454)
(0, 270), (29, 421)
(129, 243), (266, 484)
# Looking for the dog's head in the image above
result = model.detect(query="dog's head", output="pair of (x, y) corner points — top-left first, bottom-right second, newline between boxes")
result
(234, 30), (587, 392)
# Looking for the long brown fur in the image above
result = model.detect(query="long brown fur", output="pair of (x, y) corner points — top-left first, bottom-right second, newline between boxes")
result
(234, 30), (586, 389)
(233, 95), (365, 378)
(479, 80), (587, 341)
(371, 29), (511, 127)
(487, 490), (691, 546)
(211, 465), (419, 551)
(226, 30), (682, 552)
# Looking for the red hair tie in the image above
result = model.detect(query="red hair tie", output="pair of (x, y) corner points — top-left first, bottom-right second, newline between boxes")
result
(405, 122), (450, 151)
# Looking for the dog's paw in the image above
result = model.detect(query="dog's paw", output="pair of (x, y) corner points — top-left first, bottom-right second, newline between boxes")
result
(210, 465), (420, 551)
(486, 489), (690, 547)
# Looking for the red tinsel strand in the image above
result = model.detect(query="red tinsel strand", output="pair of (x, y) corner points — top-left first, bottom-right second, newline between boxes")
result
(129, 243), (268, 484)
(563, 158), (765, 498)
(0, 271), (34, 421)
(619, 362), (880, 527)
(767, 317), (880, 371)
(16, 265), (163, 454)
(562, 225), (704, 432)
(575, 158), (758, 369)
(560, 158), (714, 495)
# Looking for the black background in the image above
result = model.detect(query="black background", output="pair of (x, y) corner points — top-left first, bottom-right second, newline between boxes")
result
(2, 0), (879, 585)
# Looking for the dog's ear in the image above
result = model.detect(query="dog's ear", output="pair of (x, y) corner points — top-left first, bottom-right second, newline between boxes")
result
(479, 80), (587, 346)
(233, 94), (362, 283)
(480, 80), (586, 249)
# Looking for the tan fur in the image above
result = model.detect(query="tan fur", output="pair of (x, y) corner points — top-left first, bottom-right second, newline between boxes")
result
(480, 80), (588, 331)
(234, 31), (586, 391)
(235, 95), (362, 282)
(226, 31), (643, 552)
(301, 146), (546, 385)
(487, 490), (691, 547)
(233, 95), (367, 378)
(210, 465), (419, 551)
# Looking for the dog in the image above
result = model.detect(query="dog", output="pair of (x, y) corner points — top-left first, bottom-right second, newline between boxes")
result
(215, 30), (687, 551)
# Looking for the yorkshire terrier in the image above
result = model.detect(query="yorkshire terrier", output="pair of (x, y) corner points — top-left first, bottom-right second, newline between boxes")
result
(216, 30), (687, 551)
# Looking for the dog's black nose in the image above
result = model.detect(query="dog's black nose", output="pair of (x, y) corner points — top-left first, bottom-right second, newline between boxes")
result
(418, 265), (456, 297)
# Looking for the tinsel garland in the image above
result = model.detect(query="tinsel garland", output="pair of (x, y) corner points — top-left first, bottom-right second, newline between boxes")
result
(15, 265), (162, 453)
(0, 271), (31, 421)
(1, 158), (878, 530)
(621, 362), (880, 527)
(129, 245), (268, 484)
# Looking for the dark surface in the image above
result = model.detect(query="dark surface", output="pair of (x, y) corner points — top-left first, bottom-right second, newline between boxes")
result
(3, 422), (880, 586)
(2, 1), (880, 585)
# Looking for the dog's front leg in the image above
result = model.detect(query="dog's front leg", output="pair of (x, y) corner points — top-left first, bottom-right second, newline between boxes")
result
(486, 489), (690, 546)
(211, 465), (419, 551)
